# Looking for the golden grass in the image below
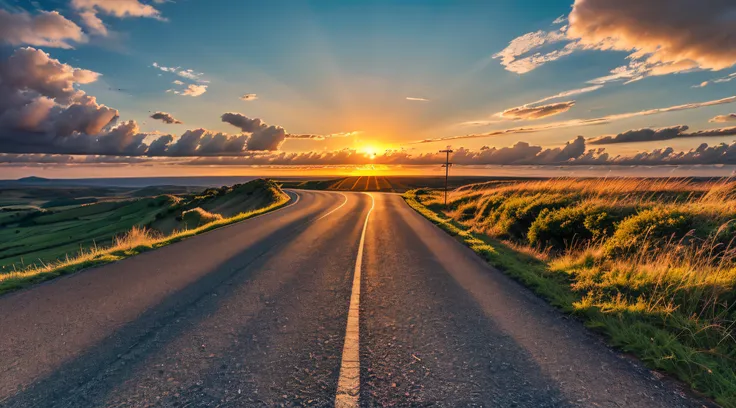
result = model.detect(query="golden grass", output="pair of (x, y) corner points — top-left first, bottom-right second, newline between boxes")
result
(0, 187), (290, 294)
(406, 178), (736, 406)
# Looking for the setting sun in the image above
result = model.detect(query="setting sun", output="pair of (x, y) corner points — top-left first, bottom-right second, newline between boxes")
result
(361, 146), (380, 159)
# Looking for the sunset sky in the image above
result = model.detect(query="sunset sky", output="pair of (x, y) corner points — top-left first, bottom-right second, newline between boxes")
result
(1, 0), (735, 177)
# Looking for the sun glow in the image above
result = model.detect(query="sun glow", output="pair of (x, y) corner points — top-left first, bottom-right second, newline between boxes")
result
(361, 145), (380, 159)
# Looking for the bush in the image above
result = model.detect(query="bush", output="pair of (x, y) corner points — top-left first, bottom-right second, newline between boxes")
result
(487, 193), (571, 241)
(528, 206), (592, 251)
(604, 208), (694, 257)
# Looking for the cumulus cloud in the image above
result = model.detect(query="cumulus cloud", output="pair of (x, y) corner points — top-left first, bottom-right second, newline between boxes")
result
(4, 138), (736, 167)
(0, 47), (125, 155)
(221, 113), (286, 151)
(71, 0), (165, 36)
(178, 138), (736, 167)
(711, 114), (736, 123)
(240, 93), (258, 101)
(0, 10), (86, 48)
(71, 0), (163, 18)
(176, 84), (207, 97)
(501, 101), (575, 120)
(78, 10), (107, 36)
(406, 97), (430, 102)
(495, 0), (736, 79)
(150, 112), (182, 125)
(568, 0), (736, 72)
(0, 49), (358, 158)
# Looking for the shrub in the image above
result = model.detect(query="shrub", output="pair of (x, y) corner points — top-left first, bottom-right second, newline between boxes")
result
(487, 193), (571, 241)
(604, 208), (694, 257)
(528, 206), (592, 251)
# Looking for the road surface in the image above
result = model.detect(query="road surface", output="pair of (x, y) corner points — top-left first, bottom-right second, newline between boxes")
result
(0, 190), (709, 407)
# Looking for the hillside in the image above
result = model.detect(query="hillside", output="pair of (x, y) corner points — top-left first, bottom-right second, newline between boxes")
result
(0, 179), (285, 271)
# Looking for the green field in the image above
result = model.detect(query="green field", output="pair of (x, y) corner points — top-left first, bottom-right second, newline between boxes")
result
(406, 178), (736, 406)
(0, 179), (283, 272)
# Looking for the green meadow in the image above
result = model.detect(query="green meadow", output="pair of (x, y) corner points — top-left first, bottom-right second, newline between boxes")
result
(0, 179), (287, 281)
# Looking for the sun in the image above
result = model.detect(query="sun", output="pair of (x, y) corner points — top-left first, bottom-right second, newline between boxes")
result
(361, 146), (379, 159)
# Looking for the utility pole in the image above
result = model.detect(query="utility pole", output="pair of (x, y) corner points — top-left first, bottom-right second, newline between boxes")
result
(440, 147), (453, 207)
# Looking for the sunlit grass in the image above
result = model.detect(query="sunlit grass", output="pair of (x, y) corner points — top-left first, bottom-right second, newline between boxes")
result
(0, 186), (290, 295)
(404, 178), (736, 407)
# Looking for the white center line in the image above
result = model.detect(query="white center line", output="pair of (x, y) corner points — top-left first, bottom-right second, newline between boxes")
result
(335, 192), (374, 408)
(316, 193), (349, 221)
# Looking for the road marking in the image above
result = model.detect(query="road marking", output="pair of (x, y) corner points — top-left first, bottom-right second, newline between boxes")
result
(335, 192), (374, 408)
(349, 176), (363, 191)
(316, 193), (349, 221)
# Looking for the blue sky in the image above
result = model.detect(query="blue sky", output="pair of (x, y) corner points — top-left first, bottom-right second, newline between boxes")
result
(0, 0), (735, 176)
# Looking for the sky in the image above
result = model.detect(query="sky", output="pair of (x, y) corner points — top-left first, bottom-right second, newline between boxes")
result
(1, 0), (736, 178)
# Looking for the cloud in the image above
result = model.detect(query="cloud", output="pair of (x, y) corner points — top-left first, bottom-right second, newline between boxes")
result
(589, 125), (690, 144)
(714, 73), (736, 84)
(406, 97), (430, 102)
(0, 49), (358, 158)
(240, 93), (258, 101)
(530, 85), (603, 105)
(221, 113), (286, 151)
(177, 138), (736, 167)
(686, 126), (736, 137)
(0, 10), (86, 48)
(0, 48), (119, 156)
(71, 0), (165, 36)
(711, 114), (736, 123)
(495, 1), (736, 79)
(568, 0), (736, 72)
(152, 63), (208, 84)
(78, 10), (107, 36)
(287, 131), (362, 140)
(5, 138), (736, 167)
(152, 62), (176, 72)
(177, 69), (204, 82)
(501, 101), (575, 120)
(493, 29), (575, 74)
(552, 15), (567, 25)
(439, 95), (736, 144)
(71, 0), (162, 18)
(150, 112), (182, 125)
(176, 84), (207, 97)
(0, 153), (152, 165)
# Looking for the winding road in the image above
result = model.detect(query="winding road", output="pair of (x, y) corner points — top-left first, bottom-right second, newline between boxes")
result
(0, 190), (708, 407)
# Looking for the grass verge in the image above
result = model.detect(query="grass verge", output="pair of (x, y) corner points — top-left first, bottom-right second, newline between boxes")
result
(0, 188), (291, 296)
(403, 189), (733, 407)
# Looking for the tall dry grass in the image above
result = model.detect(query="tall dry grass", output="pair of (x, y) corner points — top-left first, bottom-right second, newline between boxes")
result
(413, 178), (736, 405)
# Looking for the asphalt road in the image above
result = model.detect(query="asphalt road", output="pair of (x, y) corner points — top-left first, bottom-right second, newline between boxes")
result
(0, 190), (709, 407)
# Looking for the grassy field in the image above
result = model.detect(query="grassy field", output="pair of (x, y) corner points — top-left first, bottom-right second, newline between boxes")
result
(278, 175), (509, 192)
(0, 179), (289, 294)
(405, 178), (736, 406)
